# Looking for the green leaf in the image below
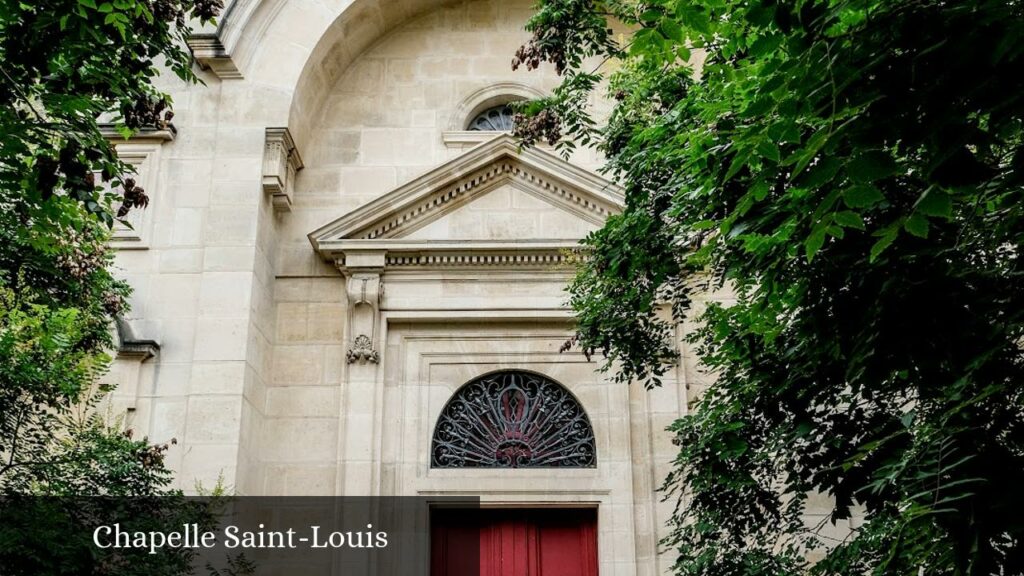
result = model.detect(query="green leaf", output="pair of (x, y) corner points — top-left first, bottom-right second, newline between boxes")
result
(904, 213), (929, 238)
(724, 151), (749, 180)
(834, 211), (866, 230)
(756, 140), (781, 163)
(790, 128), (832, 176)
(749, 34), (782, 57)
(915, 188), (952, 218)
(750, 180), (770, 201)
(800, 157), (842, 188)
(870, 224), (900, 262)
(743, 97), (774, 118)
(805, 224), (827, 261)
(676, 5), (712, 35)
(660, 18), (684, 42)
(842, 184), (884, 208)
(745, 3), (775, 26)
(847, 150), (900, 183)
(640, 9), (662, 22)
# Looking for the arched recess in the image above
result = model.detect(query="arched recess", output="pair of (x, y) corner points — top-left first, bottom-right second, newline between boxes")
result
(431, 370), (597, 469)
(209, 0), (467, 153)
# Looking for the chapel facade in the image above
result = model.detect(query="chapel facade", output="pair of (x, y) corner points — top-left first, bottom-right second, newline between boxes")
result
(102, 1), (722, 574)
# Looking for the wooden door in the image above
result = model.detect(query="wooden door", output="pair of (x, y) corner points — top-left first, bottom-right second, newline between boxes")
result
(431, 508), (598, 576)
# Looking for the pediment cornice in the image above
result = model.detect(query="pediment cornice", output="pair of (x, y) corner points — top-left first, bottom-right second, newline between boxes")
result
(308, 134), (622, 271)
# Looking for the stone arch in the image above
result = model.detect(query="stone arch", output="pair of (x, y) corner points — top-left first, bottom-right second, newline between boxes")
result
(431, 370), (597, 469)
(208, 0), (463, 150)
(210, 0), (554, 157)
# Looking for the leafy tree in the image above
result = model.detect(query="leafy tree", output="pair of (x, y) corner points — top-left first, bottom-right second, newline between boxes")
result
(0, 0), (220, 491)
(515, 1), (1024, 574)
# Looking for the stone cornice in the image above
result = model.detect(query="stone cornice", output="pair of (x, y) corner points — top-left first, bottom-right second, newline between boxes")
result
(310, 134), (621, 248)
(309, 134), (618, 273)
(187, 33), (243, 79)
(99, 123), (177, 142)
(441, 131), (502, 147)
(328, 240), (581, 273)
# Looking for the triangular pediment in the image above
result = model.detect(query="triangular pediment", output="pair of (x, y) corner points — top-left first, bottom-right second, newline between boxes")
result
(308, 134), (623, 265)
(399, 183), (601, 241)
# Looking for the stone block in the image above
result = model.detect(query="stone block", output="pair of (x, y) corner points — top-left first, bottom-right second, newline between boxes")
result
(204, 206), (258, 245)
(199, 272), (254, 316)
(166, 159), (213, 207)
(339, 166), (397, 198)
(272, 346), (324, 385)
(306, 303), (345, 341)
(260, 418), (338, 462)
(276, 303), (309, 342)
(185, 395), (243, 443)
(144, 274), (200, 319)
(193, 317), (249, 361)
(159, 249), (204, 273)
(203, 246), (256, 271)
(150, 397), (187, 443)
(171, 208), (205, 246)
(179, 443), (239, 491)
(189, 361), (247, 395)
(265, 387), (340, 418)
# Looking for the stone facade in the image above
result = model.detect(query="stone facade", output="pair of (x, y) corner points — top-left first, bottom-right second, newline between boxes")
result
(102, 1), (732, 575)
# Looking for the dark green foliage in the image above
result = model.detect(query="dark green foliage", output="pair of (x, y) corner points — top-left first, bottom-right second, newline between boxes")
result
(0, 3), (238, 574)
(516, 0), (1024, 574)
(1, 0), (222, 226)
(0, 420), (214, 576)
(1, 0), (220, 495)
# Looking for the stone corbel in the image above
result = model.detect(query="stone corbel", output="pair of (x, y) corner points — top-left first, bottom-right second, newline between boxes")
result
(112, 318), (159, 414)
(262, 127), (304, 212)
(344, 270), (383, 364)
(186, 34), (243, 79)
(115, 317), (160, 361)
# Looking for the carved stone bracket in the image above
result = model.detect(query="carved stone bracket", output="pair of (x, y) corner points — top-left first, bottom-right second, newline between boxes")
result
(115, 317), (160, 361)
(262, 127), (304, 212)
(344, 270), (382, 365)
(186, 34), (243, 79)
(112, 317), (159, 415)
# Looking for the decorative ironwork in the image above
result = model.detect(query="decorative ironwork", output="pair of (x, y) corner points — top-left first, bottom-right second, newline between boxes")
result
(467, 104), (515, 131)
(431, 371), (596, 468)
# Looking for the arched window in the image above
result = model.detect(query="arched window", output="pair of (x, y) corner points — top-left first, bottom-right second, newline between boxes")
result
(466, 104), (515, 131)
(431, 371), (597, 468)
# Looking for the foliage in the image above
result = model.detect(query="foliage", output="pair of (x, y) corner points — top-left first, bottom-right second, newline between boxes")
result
(0, 405), (214, 575)
(0, 0), (220, 490)
(516, 0), (1024, 574)
(0, 2), (230, 572)
(0, 0), (222, 227)
(0, 244), (128, 484)
(0, 2), (241, 573)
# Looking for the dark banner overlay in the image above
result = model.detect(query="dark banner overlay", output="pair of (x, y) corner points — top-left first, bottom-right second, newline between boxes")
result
(0, 496), (480, 576)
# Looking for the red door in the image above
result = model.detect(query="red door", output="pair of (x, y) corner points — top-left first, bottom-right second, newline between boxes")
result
(431, 508), (598, 576)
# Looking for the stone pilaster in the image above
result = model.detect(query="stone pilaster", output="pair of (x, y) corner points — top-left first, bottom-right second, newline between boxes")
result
(337, 251), (386, 495)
